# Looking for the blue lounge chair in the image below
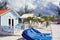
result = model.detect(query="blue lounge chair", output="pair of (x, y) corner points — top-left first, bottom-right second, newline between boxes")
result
(22, 28), (52, 40)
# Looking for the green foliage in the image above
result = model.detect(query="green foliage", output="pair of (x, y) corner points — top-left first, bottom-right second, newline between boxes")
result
(24, 17), (34, 22)
(57, 7), (60, 16)
(24, 5), (33, 13)
(50, 16), (56, 22)
(42, 16), (56, 22)
(19, 21), (22, 23)
(38, 19), (41, 22)
(38, 13), (42, 17)
(24, 17), (42, 22)
(22, 15), (56, 24)
(0, 0), (7, 10)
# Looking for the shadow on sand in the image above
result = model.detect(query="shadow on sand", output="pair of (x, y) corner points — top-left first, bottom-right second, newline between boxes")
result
(0, 34), (14, 37)
(17, 38), (26, 40)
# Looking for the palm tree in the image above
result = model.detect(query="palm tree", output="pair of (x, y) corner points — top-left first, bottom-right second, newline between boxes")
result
(56, 3), (60, 17)
(17, 5), (34, 16)
(0, 0), (7, 10)
(51, 16), (56, 22)
(38, 13), (42, 17)
(24, 5), (33, 13)
(42, 16), (51, 27)
(57, 7), (60, 17)
(26, 17), (34, 24)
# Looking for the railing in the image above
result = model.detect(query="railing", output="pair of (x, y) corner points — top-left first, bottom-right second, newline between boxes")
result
(1, 26), (14, 33)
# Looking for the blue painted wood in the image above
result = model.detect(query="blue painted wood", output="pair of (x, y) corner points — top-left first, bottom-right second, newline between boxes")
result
(1, 10), (19, 33)
(1, 10), (18, 26)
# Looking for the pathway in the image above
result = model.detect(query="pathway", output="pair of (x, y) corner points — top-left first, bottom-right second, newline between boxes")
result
(51, 24), (60, 40)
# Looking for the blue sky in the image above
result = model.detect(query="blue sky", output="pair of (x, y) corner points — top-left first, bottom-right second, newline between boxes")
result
(1, 0), (60, 16)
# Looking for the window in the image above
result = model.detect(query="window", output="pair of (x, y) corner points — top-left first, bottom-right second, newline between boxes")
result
(12, 19), (14, 26)
(18, 18), (22, 23)
(9, 19), (11, 26)
(9, 19), (14, 26)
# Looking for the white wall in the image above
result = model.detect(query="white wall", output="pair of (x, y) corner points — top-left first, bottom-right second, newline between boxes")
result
(1, 10), (19, 27)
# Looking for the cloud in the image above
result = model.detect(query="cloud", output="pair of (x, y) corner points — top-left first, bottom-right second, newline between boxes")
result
(8, 0), (60, 10)
(25, 0), (37, 9)
(7, 0), (60, 16)
(8, 0), (25, 11)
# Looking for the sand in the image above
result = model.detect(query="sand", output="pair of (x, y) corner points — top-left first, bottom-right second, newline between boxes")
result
(0, 36), (21, 40)
(0, 24), (60, 40)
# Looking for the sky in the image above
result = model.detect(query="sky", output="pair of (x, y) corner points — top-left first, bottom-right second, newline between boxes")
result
(1, 0), (60, 16)
(7, 0), (60, 10)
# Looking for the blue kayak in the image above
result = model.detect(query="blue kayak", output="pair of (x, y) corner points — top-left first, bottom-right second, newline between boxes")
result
(22, 28), (52, 40)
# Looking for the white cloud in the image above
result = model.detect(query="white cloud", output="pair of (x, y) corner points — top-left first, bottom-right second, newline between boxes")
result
(25, 0), (37, 9)
(7, 0), (60, 15)
(8, 0), (25, 10)
(8, 0), (37, 10)
(8, 0), (60, 10)
(27, 3), (36, 9)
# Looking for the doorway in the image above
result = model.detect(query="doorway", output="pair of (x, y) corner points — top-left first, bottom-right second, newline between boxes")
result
(9, 19), (14, 26)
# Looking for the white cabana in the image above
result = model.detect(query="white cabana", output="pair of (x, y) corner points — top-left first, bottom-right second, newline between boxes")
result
(20, 13), (34, 18)
(37, 17), (41, 19)
(33, 16), (41, 19)
(20, 13), (34, 23)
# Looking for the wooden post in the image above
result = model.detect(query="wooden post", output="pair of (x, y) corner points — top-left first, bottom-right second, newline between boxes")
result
(0, 16), (1, 31)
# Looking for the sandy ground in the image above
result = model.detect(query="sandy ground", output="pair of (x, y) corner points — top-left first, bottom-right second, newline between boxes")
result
(0, 36), (21, 40)
(0, 29), (26, 40)
(0, 27), (51, 40)
(51, 24), (60, 40)
(0, 24), (60, 40)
